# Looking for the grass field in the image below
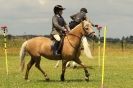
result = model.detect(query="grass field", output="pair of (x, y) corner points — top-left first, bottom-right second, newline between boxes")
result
(0, 48), (133, 88)
(0, 38), (133, 88)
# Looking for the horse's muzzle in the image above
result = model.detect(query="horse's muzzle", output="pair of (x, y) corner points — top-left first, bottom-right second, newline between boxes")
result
(86, 32), (95, 38)
(86, 32), (98, 41)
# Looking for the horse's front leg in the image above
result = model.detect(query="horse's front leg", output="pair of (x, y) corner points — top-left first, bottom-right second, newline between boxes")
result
(75, 58), (90, 81)
(60, 60), (67, 81)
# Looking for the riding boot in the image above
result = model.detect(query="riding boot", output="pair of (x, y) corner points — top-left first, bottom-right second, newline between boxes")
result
(53, 41), (60, 56)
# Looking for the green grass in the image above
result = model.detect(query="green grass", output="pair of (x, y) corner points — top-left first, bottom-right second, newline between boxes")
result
(0, 39), (133, 88)
(0, 52), (133, 88)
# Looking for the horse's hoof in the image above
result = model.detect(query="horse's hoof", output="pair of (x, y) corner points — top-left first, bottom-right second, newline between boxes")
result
(85, 77), (89, 81)
(86, 73), (90, 77)
(61, 78), (65, 81)
(25, 77), (28, 80)
(45, 77), (50, 81)
(60, 74), (65, 81)
(24, 77), (30, 82)
(61, 77), (65, 81)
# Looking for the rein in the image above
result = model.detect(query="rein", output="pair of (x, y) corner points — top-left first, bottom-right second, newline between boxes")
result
(65, 21), (87, 49)
(68, 33), (81, 39)
(66, 33), (82, 49)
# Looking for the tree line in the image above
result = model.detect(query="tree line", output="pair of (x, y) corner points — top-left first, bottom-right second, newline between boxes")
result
(0, 34), (133, 44)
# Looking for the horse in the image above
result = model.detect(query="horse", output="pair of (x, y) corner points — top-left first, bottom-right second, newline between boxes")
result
(54, 36), (93, 68)
(19, 20), (95, 81)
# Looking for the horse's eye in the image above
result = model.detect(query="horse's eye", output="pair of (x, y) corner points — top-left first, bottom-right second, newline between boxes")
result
(85, 28), (88, 30)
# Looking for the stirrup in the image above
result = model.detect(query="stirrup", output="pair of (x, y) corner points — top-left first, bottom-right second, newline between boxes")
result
(54, 51), (61, 56)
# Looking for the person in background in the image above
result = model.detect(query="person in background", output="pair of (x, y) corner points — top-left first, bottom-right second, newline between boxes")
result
(69, 8), (99, 29)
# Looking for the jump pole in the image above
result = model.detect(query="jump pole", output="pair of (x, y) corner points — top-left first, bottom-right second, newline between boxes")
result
(1, 25), (8, 75)
(100, 26), (107, 88)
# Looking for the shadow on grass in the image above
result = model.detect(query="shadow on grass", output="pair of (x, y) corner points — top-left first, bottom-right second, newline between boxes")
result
(68, 66), (95, 69)
(34, 79), (96, 83)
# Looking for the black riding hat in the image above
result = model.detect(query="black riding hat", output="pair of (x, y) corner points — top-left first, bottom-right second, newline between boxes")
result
(80, 8), (88, 13)
(54, 5), (65, 14)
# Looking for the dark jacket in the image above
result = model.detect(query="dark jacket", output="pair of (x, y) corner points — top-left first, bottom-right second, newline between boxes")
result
(51, 14), (67, 35)
(70, 12), (97, 28)
(70, 12), (87, 23)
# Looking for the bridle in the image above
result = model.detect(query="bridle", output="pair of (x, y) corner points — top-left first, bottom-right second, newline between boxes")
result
(82, 21), (95, 37)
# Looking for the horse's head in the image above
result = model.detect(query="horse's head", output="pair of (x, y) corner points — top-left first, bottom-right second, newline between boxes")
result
(81, 20), (96, 38)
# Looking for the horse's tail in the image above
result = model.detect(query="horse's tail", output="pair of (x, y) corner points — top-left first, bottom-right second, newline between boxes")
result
(19, 41), (28, 72)
(82, 36), (93, 59)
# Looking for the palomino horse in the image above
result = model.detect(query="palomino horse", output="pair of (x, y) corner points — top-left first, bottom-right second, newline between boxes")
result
(20, 20), (95, 81)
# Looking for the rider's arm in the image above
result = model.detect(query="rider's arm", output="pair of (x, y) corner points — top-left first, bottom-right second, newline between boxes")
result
(70, 13), (77, 20)
(64, 25), (70, 31)
(63, 19), (70, 32)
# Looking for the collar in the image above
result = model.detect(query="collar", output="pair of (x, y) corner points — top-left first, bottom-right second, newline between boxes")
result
(56, 14), (61, 17)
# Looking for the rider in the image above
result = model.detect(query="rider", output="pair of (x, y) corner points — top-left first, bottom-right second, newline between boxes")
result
(69, 8), (99, 29)
(51, 5), (70, 56)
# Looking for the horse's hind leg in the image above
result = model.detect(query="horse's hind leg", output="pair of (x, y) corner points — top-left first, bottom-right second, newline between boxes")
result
(61, 60), (67, 81)
(25, 57), (35, 80)
(75, 58), (90, 81)
(35, 57), (49, 81)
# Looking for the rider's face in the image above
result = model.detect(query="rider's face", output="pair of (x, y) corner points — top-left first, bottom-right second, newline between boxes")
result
(59, 10), (63, 15)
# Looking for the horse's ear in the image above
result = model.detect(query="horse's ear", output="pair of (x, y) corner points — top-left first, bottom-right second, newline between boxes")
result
(83, 20), (88, 27)
(81, 21), (84, 27)
(83, 20), (91, 27)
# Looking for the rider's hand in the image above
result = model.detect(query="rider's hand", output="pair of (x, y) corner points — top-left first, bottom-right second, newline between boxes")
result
(97, 25), (103, 30)
(64, 29), (69, 34)
(95, 25), (102, 30)
(64, 29), (67, 32)
(94, 25), (98, 27)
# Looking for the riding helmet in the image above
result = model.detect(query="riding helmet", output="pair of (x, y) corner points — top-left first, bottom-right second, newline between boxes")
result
(80, 8), (88, 13)
(54, 5), (65, 14)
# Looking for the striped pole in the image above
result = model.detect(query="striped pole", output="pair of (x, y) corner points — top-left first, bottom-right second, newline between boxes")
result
(101, 26), (107, 88)
(98, 29), (101, 67)
(1, 26), (8, 75)
(97, 25), (102, 67)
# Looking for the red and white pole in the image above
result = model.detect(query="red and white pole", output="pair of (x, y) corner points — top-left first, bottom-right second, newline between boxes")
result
(1, 25), (8, 75)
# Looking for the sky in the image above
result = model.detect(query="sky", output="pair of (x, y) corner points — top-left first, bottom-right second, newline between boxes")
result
(0, 0), (133, 38)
